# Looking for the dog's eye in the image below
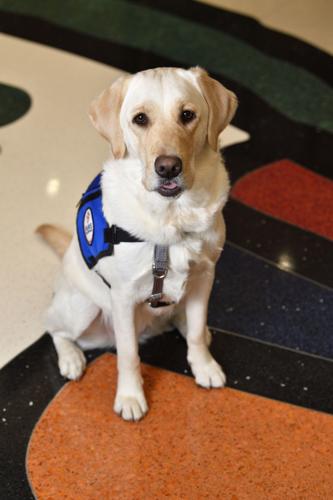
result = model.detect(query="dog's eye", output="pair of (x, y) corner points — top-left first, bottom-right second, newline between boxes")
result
(180, 110), (196, 124)
(133, 113), (148, 126)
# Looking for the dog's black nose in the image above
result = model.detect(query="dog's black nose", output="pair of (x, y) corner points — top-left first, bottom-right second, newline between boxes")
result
(154, 155), (183, 179)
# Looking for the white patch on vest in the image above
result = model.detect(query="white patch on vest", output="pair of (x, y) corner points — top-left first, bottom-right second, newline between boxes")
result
(84, 208), (94, 245)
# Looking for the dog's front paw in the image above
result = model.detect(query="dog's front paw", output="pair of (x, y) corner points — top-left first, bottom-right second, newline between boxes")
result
(58, 343), (86, 380)
(191, 359), (226, 389)
(114, 391), (148, 421)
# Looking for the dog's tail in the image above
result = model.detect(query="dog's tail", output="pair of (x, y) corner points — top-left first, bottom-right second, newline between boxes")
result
(36, 224), (72, 258)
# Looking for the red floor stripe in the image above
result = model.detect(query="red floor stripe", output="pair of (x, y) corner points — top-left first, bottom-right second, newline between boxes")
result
(231, 160), (333, 240)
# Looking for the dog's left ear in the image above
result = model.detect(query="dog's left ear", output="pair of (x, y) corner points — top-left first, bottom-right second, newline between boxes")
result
(190, 67), (238, 151)
(89, 76), (128, 159)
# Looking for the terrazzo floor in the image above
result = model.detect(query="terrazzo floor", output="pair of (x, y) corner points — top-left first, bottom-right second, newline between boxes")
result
(0, 0), (332, 498)
(27, 355), (333, 500)
(231, 159), (333, 240)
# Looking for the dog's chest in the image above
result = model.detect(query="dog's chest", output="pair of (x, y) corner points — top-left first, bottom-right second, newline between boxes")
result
(97, 238), (203, 303)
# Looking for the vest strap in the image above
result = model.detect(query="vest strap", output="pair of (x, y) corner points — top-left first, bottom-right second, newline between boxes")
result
(104, 225), (143, 245)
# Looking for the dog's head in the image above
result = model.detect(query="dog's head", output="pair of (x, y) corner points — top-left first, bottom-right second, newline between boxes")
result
(89, 67), (237, 198)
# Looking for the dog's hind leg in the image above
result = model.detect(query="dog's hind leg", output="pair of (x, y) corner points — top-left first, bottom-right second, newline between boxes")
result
(46, 276), (100, 380)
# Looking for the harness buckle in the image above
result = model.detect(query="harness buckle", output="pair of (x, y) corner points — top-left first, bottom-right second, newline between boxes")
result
(152, 264), (168, 279)
(147, 292), (163, 303)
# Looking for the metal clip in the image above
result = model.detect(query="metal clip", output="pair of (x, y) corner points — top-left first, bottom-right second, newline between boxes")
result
(147, 292), (163, 304)
(152, 265), (168, 279)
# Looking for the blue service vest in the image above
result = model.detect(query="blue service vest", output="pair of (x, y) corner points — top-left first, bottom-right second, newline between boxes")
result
(76, 174), (113, 269)
(76, 173), (142, 270)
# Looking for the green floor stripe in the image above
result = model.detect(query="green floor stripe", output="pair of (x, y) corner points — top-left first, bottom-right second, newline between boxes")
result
(1, 0), (332, 132)
(0, 83), (31, 127)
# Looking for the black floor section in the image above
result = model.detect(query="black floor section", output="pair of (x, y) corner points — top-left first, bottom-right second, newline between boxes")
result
(1, 331), (333, 499)
(0, 83), (31, 127)
(225, 199), (333, 289)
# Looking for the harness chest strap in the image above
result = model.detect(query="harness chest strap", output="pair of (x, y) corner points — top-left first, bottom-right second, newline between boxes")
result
(148, 245), (171, 308)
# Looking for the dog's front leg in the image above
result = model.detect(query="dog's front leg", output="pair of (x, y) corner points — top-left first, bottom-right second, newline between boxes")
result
(111, 292), (148, 421)
(185, 268), (226, 388)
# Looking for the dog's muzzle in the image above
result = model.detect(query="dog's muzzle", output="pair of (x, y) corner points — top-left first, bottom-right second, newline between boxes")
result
(154, 155), (183, 197)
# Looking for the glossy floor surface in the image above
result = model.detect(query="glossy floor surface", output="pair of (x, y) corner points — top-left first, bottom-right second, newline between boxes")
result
(0, 0), (332, 498)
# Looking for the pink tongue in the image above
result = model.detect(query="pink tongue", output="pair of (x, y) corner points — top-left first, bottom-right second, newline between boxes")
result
(163, 182), (178, 190)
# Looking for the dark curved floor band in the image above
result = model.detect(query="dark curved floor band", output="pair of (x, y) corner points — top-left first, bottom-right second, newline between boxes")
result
(1, 333), (333, 499)
(1, 8), (332, 183)
(0, 83), (31, 127)
(135, 0), (332, 86)
(225, 199), (333, 289)
(222, 100), (332, 183)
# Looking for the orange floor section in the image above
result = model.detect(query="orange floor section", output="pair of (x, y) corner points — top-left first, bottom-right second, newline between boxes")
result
(27, 354), (333, 499)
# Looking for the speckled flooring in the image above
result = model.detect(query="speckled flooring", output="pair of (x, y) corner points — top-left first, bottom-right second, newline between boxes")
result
(231, 159), (333, 240)
(0, 1), (332, 498)
(27, 355), (333, 499)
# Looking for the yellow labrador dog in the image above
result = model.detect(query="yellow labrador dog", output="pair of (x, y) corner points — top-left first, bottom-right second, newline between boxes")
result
(39, 67), (237, 421)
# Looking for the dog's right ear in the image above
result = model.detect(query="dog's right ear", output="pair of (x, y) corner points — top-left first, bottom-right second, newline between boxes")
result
(89, 76), (128, 159)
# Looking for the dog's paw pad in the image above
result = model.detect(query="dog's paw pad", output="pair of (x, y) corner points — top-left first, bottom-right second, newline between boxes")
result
(58, 345), (86, 380)
(192, 360), (226, 389)
(114, 393), (148, 421)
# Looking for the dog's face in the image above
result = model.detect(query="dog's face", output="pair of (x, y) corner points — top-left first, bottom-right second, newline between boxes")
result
(89, 67), (237, 198)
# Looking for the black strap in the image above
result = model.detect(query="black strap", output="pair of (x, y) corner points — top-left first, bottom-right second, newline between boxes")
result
(104, 225), (143, 245)
(95, 270), (111, 288)
(93, 225), (142, 289)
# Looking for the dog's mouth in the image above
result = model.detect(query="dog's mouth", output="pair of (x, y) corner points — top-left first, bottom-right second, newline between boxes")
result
(157, 181), (183, 197)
